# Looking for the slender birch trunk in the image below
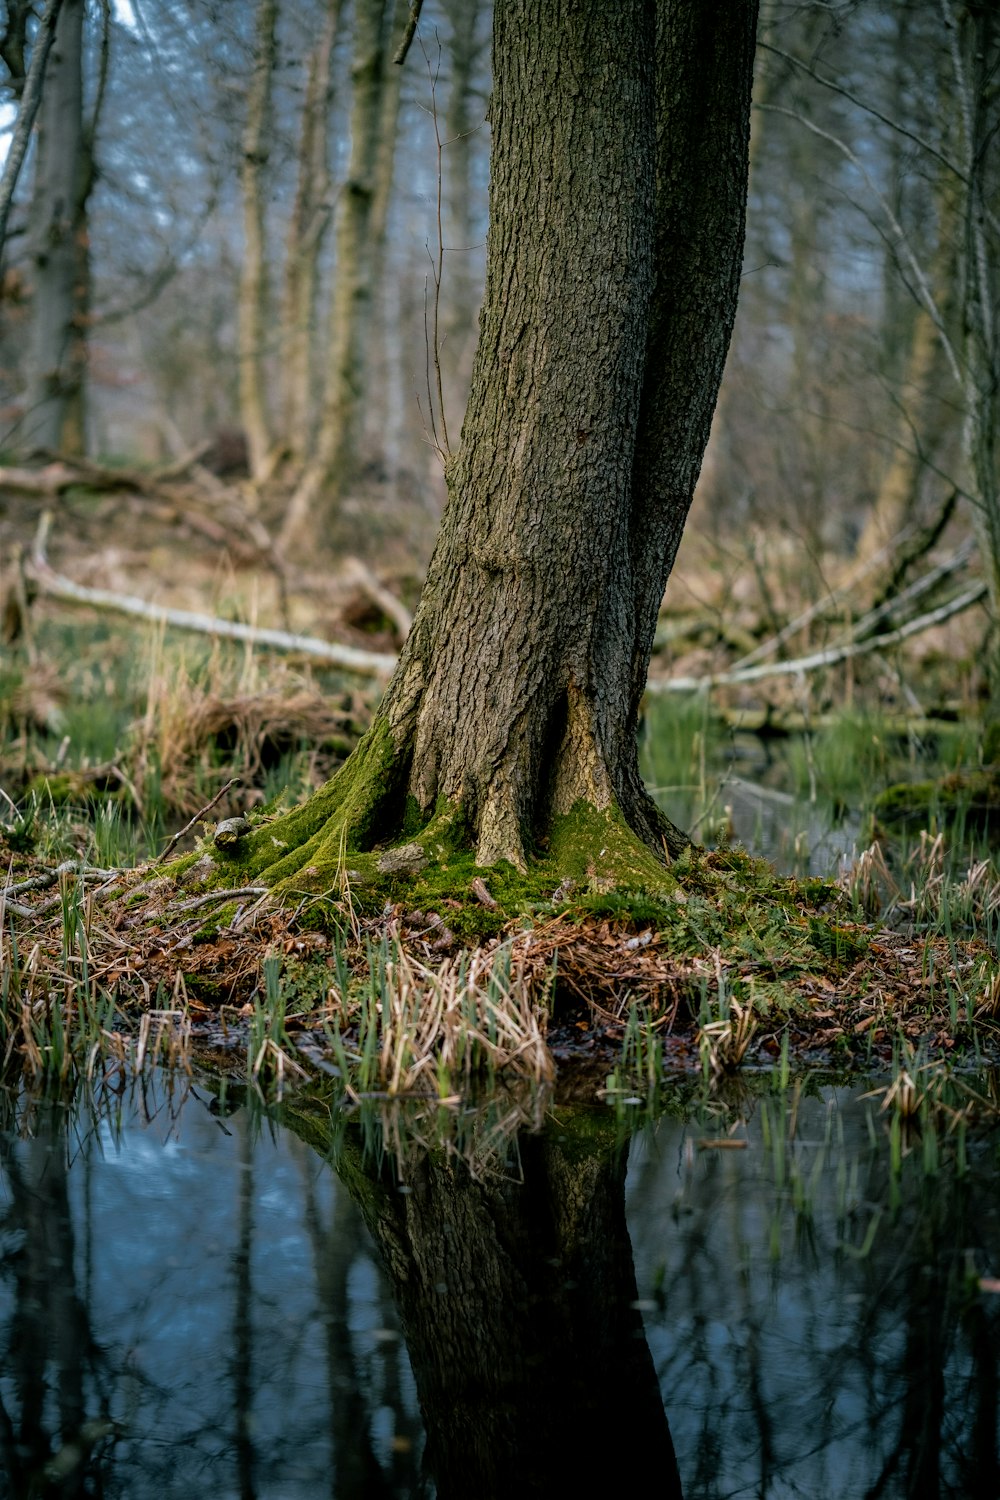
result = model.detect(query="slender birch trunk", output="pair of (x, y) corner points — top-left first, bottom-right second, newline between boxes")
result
(238, 0), (277, 483)
(281, 0), (401, 556)
(280, 0), (342, 470)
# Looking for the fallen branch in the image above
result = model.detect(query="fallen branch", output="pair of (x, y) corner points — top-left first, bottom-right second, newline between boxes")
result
(2, 456), (274, 563)
(155, 777), (241, 865)
(0, 461), (84, 496)
(2, 860), (128, 920)
(343, 555), (412, 640)
(26, 559), (399, 677)
(174, 887), (268, 913)
(3, 860), (127, 898)
(648, 583), (988, 693)
(729, 523), (924, 672)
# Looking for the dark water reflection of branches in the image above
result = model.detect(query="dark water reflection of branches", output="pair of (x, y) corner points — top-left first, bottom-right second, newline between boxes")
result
(626, 1083), (1000, 1499)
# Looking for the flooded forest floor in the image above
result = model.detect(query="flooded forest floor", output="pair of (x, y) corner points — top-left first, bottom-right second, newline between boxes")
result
(1, 474), (998, 1096)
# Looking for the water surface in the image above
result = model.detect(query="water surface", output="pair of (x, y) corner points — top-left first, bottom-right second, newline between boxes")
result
(1, 1075), (998, 1498)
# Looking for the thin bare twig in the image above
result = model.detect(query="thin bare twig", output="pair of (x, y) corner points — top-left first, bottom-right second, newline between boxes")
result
(155, 778), (242, 865)
(758, 40), (968, 185)
(174, 887), (269, 913)
(758, 102), (963, 387)
(393, 0), (424, 65)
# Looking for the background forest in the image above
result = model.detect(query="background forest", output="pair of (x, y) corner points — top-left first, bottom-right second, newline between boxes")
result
(0, 0), (996, 864)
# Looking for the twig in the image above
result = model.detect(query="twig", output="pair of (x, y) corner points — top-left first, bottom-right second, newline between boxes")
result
(155, 777), (242, 865)
(758, 41), (968, 186)
(758, 102), (963, 388)
(393, 0), (424, 65)
(174, 887), (269, 913)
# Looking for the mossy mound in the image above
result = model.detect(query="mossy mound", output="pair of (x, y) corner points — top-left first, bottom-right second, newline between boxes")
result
(872, 766), (1000, 838)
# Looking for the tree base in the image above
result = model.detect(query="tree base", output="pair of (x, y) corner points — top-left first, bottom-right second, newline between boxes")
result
(214, 716), (682, 939)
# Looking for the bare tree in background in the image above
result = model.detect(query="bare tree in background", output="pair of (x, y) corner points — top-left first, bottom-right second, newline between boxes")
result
(22, 0), (108, 455)
(238, 0), (279, 483)
(279, 0), (343, 472)
(281, 0), (407, 557)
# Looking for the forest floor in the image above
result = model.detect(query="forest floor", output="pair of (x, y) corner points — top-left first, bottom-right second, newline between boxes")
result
(1, 464), (998, 1097)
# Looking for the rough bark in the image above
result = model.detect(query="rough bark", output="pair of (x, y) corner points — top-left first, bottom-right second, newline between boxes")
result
(22, 0), (90, 454)
(438, 0), (487, 426)
(261, 0), (756, 883)
(238, 0), (278, 483)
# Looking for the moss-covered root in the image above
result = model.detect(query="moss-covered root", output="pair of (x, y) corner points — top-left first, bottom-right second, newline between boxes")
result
(213, 732), (679, 925)
(221, 717), (404, 885)
(547, 799), (677, 893)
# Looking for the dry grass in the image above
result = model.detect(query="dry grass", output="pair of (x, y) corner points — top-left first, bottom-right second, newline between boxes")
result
(132, 651), (363, 816)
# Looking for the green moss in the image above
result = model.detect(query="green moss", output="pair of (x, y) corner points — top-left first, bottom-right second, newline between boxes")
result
(189, 740), (878, 1016)
(872, 768), (1000, 835)
(547, 799), (675, 893)
(192, 903), (238, 940)
(573, 888), (674, 927)
(215, 717), (404, 884)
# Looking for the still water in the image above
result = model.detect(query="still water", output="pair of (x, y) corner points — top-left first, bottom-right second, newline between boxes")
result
(1, 1075), (998, 1499)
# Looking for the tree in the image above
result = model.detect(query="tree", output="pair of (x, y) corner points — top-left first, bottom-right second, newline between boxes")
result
(280, 0), (409, 553)
(237, 0), (279, 483)
(0, 0), (65, 263)
(279, 0), (343, 471)
(324, 1113), (683, 1499)
(222, 0), (757, 890)
(21, 0), (108, 455)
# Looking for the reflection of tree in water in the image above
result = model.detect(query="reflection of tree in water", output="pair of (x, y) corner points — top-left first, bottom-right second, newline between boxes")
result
(2, 1078), (999, 1499)
(626, 1086), (1000, 1499)
(304, 1105), (683, 1500)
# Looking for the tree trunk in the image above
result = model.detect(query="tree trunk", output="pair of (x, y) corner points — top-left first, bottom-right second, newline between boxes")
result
(23, 0), (89, 455)
(257, 0), (756, 888)
(855, 72), (963, 577)
(238, 0), (277, 484)
(281, 0), (401, 554)
(0, 0), (65, 264)
(953, 1), (1000, 709)
(437, 0), (487, 432)
(280, 0), (342, 471)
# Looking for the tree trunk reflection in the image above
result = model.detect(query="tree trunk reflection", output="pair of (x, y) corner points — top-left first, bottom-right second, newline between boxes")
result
(333, 1121), (682, 1500)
